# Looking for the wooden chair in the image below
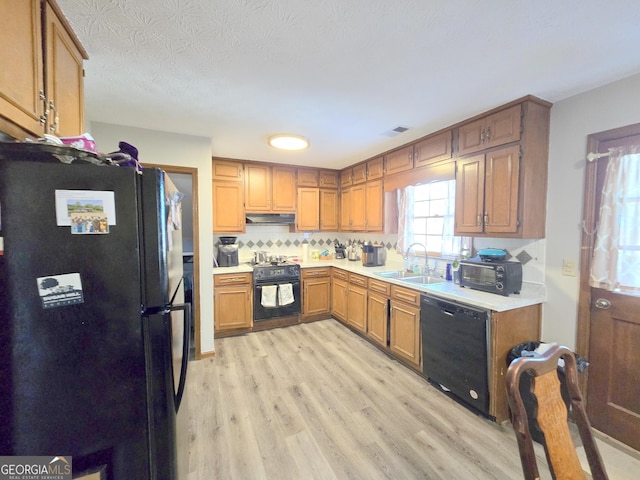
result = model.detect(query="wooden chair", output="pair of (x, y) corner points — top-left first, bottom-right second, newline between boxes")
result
(505, 345), (608, 480)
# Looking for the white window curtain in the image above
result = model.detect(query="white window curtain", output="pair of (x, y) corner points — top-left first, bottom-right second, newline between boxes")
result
(396, 185), (415, 254)
(589, 145), (640, 294)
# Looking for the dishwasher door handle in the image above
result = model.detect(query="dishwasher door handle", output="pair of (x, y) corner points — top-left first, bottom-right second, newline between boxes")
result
(442, 309), (455, 316)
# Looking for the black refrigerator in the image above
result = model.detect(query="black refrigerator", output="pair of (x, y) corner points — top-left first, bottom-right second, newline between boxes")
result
(0, 146), (191, 479)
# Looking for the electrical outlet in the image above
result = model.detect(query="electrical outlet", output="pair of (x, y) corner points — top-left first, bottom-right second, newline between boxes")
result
(562, 259), (577, 276)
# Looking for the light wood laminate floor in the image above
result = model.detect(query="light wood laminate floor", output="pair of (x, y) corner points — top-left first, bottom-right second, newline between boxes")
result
(186, 319), (639, 480)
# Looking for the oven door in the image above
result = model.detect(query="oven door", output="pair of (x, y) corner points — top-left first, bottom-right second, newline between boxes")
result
(254, 279), (301, 321)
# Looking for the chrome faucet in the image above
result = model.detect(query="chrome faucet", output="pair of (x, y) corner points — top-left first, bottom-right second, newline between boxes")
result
(404, 242), (431, 276)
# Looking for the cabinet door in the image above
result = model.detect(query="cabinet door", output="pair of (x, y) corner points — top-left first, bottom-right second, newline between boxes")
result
(455, 155), (485, 234)
(213, 159), (243, 181)
(272, 166), (296, 212)
(331, 277), (348, 322)
(296, 187), (319, 231)
(366, 157), (384, 180)
(484, 105), (521, 151)
(320, 189), (339, 231)
(340, 168), (352, 187)
(385, 145), (414, 175)
(319, 170), (339, 188)
(458, 105), (521, 156)
(213, 181), (245, 233)
(45, 1), (85, 136)
(340, 188), (351, 231)
(347, 284), (367, 333)
(484, 145), (520, 233)
(365, 179), (384, 232)
(0, 0), (43, 135)
(368, 291), (388, 347)
(244, 164), (271, 211)
(297, 168), (319, 187)
(350, 184), (366, 231)
(390, 300), (421, 367)
(352, 163), (367, 184)
(214, 285), (252, 331)
(458, 118), (485, 157)
(303, 277), (330, 316)
(414, 130), (452, 168)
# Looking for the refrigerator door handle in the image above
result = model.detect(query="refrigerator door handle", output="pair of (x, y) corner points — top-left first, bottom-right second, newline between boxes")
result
(166, 302), (191, 412)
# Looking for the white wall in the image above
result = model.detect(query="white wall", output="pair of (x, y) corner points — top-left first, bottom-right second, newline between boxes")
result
(544, 73), (640, 349)
(89, 122), (215, 354)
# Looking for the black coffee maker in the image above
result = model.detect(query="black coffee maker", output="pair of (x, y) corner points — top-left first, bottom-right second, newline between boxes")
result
(217, 236), (239, 267)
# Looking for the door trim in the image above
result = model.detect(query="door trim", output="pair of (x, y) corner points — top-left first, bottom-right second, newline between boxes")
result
(144, 163), (201, 360)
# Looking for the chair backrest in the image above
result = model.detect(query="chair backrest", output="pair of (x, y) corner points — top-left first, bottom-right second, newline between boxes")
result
(505, 345), (609, 480)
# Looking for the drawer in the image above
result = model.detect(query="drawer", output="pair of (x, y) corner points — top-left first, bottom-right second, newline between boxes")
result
(349, 273), (368, 288)
(214, 272), (252, 286)
(368, 278), (391, 295)
(302, 267), (331, 278)
(332, 268), (349, 281)
(391, 285), (421, 307)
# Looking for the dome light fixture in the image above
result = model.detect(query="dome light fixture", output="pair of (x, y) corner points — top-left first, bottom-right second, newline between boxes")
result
(267, 133), (310, 151)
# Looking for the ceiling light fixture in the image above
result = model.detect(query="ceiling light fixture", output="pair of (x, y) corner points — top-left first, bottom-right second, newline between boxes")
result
(268, 134), (310, 151)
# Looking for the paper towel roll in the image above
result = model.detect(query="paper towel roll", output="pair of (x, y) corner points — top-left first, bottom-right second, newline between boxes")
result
(302, 242), (309, 262)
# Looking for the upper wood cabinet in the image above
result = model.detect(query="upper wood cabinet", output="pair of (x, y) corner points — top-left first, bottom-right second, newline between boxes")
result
(350, 184), (366, 231)
(340, 188), (351, 231)
(245, 164), (296, 212)
(366, 156), (384, 180)
(458, 105), (522, 156)
(212, 158), (245, 234)
(319, 170), (339, 188)
(320, 189), (339, 231)
(455, 98), (551, 238)
(340, 168), (353, 187)
(296, 187), (320, 231)
(365, 179), (384, 232)
(385, 145), (414, 176)
(455, 146), (520, 235)
(352, 163), (367, 185)
(212, 159), (244, 181)
(297, 168), (318, 187)
(413, 130), (452, 168)
(0, 0), (87, 138)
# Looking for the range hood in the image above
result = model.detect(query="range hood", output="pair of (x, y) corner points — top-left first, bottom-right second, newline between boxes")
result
(245, 213), (295, 225)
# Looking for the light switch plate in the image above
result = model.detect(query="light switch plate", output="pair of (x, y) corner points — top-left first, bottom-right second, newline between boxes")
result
(562, 259), (577, 276)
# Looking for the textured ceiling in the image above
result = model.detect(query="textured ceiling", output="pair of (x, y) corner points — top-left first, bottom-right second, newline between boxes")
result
(56, 0), (640, 169)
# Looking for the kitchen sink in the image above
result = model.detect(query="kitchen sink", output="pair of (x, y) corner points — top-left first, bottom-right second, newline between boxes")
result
(374, 270), (421, 279)
(399, 275), (447, 285)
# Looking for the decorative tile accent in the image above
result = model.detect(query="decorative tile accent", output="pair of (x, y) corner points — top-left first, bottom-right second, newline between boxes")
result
(284, 240), (292, 246)
(310, 239), (317, 245)
(246, 240), (254, 248)
(266, 240), (273, 247)
(275, 240), (282, 247)
(386, 242), (392, 249)
(237, 241), (244, 248)
(318, 239), (325, 245)
(256, 240), (264, 247)
(294, 240), (300, 246)
(516, 250), (533, 265)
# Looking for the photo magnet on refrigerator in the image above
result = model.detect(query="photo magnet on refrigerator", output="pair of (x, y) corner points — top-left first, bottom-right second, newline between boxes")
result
(37, 273), (84, 309)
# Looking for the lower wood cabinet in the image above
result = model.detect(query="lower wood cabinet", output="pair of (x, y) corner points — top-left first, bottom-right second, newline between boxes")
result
(346, 284), (367, 333)
(214, 273), (252, 332)
(302, 267), (331, 319)
(389, 285), (421, 368)
(367, 291), (389, 347)
(331, 275), (348, 322)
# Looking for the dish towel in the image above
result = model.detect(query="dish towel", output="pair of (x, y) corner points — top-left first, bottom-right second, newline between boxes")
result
(261, 285), (277, 308)
(278, 283), (294, 306)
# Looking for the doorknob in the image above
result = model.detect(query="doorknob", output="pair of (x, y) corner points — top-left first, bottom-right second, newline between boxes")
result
(594, 298), (611, 309)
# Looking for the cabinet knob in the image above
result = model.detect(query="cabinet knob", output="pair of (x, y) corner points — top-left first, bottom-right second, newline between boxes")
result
(484, 213), (489, 226)
(476, 214), (482, 227)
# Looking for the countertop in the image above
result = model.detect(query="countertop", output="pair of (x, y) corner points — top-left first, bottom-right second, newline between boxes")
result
(213, 258), (546, 312)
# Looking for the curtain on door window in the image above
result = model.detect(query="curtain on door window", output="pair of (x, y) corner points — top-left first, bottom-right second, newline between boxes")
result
(589, 145), (640, 294)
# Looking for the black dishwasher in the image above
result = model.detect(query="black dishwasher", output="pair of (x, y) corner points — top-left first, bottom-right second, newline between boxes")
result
(421, 294), (490, 417)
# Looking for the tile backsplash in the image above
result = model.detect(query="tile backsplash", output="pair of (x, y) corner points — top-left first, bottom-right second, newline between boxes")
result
(213, 226), (546, 283)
